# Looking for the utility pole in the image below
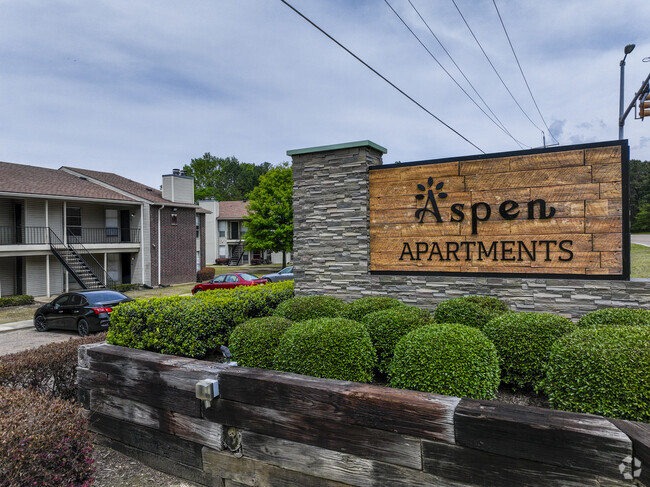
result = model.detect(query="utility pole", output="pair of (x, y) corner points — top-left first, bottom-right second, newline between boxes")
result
(619, 44), (635, 140)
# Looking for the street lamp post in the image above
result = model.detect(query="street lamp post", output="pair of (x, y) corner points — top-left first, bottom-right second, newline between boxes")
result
(619, 44), (636, 140)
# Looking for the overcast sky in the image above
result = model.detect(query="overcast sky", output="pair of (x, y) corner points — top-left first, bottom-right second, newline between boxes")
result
(1, 0), (650, 188)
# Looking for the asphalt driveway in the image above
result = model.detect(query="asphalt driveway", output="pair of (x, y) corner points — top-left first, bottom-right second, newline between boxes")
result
(632, 234), (650, 247)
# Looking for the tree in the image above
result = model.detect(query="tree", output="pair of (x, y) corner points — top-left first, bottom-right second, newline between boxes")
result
(632, 203), (650, 232)
(630, 159), (650, 226)
(183, 153), (271, 202)
(243, 164), (293, 267)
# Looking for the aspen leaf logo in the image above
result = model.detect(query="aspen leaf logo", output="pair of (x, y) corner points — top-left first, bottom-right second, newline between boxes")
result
(415, 177), (446, 223)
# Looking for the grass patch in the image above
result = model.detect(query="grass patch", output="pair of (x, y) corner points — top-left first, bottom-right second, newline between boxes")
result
(631, 243), (650, 278)
(0, 304), (39, 324)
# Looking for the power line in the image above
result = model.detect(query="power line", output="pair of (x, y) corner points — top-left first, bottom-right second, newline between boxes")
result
(402, 0), (530, 149)
(492, 0), (558, 144)
(278, 0), (484, 153)
(450, 0), (546, 135)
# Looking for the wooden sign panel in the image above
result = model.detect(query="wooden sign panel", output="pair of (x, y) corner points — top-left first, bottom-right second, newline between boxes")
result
(369, 141), (629, 279)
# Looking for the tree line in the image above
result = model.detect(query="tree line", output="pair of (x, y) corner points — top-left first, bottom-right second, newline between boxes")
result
(630, 159), (650, 232)
(183, 153), (293, 266)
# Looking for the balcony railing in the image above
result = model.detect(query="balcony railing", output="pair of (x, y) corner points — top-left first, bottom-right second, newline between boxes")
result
(0, 226), (50, 245)
(0, 226), (140, 245)
(65, 227), (140, 244)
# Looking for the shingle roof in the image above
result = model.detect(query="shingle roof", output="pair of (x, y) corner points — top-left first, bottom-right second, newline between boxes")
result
(0, 161), (136, 201)
(61, 166), (170, 204)
(218, 201), (248, 219)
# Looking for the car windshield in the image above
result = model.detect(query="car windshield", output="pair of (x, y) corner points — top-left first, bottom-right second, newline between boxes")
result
(84, 291), (128, 304)
(239, 273), (259, 281)
(280, 266), (293, 274)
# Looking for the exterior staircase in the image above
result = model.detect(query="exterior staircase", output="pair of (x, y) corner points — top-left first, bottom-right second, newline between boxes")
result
(229, 240), (245, 266)
(49, 229), (115, 289)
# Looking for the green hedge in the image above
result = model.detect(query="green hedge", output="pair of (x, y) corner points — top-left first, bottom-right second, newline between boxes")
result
(273, 295), (348, 322)
(273, 318), (376, 382)
(107, 281), (294, 358)
(0, 386), (95, 487)
(389, 323), (500, 400)
(433, 295), (509, 330)
(110, 283), (141, 293)
(544, 326), (650, 422)
(0, 295), (34, 308)
(577, 307), (650, 328)
(229, 316), (292, 369)
(361, 306), (431, 374)
(482, 312), (576, 390)
(344, 296), (404, 322)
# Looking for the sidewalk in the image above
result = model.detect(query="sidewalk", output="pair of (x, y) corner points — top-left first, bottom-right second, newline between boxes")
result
(0, 320), (33, 333)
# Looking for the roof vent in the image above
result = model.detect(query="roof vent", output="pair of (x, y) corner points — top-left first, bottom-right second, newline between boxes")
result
(79, 176), (87, 180)
(146, 188), (153, 191)
(180, 169), (187, 176)
(172, 168), (180, 176)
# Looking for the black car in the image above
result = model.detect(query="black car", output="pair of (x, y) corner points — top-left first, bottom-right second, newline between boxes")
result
(33, 290), (133, 336)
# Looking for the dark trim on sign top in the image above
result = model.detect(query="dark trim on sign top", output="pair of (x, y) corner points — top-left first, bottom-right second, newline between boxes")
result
(370, 139), (628, 170)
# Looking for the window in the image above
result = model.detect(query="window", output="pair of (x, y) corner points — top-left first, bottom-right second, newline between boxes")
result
(196, 215), (200, 238)
(66, 207), (81, 237)
(106, 209), (119, 237)
(171, 212), (178, 226)
(219, 245), (227, 258)
(230, 221), (239, 240)
(225, 275), (239, 283)
(53, 294), (70, 306)
(212, 275), (226, 283)
(218, 221), (226, 238)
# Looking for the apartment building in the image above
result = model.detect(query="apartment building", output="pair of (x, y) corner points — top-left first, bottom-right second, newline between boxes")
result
(0, 162), (206, 297)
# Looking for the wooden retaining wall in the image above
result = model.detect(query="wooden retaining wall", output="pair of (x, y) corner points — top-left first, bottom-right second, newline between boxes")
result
(78, 343), (649, 487)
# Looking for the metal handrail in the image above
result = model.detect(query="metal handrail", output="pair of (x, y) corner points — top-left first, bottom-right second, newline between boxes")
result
(62, 227), (140, 244)
(0, 226), (50, 245)
(65, 231), (117, 288)
(0, 226), (140, 245)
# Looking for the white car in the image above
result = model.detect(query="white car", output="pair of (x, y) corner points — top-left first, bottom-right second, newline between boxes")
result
(262, 265), (294, 282)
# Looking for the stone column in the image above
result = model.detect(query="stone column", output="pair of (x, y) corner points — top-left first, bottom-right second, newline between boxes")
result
(288, 140), (386, 299)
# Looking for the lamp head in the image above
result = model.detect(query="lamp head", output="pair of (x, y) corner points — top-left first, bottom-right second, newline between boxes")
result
(625, 44), (636, 55)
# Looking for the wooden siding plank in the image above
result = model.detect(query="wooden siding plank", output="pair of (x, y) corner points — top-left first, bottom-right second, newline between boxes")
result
(203, 447), (354, 487)
(203, 399), (422, 469)
(464, 166), (592, 191)
(454, 399), (632, 481)
(91, 413), (204, 469)
(215, 367), (458, 443)
(422, 440), (605, 487)
(239, 431), (464, 487)
(90, 389), (223, 451)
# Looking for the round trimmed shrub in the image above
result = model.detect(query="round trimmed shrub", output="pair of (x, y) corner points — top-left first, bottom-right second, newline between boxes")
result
(544, 326), (650, 422)
(433, 296), (509, 330)
(273, 318), (376, 382)
(344, 296), (404, 322)
(361, 306), (431, 374)
(229, 317), (292, 369)
(0, 386), (95, 487)
(577, 307), (650, 329)
(389, 323), (500, 399)
(482, 312), (576, 390)
(273, 295), (348, 322)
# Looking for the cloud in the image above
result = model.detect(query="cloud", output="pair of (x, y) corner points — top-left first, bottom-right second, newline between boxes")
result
(549, 120), (566, 139)
(0, 0), (649, 187)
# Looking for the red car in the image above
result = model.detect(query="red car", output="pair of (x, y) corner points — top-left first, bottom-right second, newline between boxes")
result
(192, 273), (269, 294)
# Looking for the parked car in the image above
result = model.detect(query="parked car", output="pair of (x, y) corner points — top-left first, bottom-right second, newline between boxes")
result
(33, 289), (133, 336)
(191, 273), (269, 294)
(262, 265), (294, 282)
